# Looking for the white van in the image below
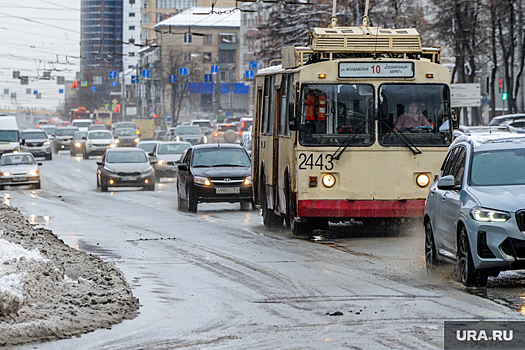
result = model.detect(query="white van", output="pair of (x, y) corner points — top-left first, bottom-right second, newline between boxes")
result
(71, 119), (93, 132)
(0, 116), (20, 155)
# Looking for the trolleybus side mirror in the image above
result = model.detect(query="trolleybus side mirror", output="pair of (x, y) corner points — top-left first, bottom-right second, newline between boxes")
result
(288, 102), (299, 131)
(451, 108), (460, 129)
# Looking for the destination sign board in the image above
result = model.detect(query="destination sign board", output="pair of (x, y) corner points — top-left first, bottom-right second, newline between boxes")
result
(339, 62), (414, 78)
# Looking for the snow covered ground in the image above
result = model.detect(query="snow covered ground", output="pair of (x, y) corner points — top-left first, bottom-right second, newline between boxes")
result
(0, 204), (139, 346)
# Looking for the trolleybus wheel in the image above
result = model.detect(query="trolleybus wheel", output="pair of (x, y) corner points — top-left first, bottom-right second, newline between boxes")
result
(261, 177), (281, 228)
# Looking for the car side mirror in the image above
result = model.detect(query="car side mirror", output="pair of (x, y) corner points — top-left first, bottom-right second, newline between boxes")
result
(96, 162), (103, 166)
(21, 139), (25, 145)
(175, 160), (181, 164)
(437, 175), (456, 190)
(150, 160), (157, 164)
(451, 107), (460, 129)
(37, 162), (42, 166)
(288, 102), (299, 131)
(82, 137), (86, 140)
(177, 163), (188, 171)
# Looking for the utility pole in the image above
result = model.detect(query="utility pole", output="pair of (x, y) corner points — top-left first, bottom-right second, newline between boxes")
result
(229, 64), (234, 116)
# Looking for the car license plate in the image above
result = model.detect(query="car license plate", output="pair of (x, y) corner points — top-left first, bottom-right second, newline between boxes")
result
(13, 177), (26, 182)
(216, 187), (240, 194)
(122, 176), (137, 181)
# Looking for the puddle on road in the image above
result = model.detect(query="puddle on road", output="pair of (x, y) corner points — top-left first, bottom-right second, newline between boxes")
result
(78, 239), (122, 261)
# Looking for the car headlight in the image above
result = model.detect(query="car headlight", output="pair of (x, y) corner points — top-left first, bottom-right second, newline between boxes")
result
(1, 171), (11, 177)
(194, 176), (211, 186)
(104, 166), (116, 174)
(243, 176), (251, 186)
(158, 159), (166, 165)
(13, 150), (18, 153)
(28, 169), (38, 176)
(134, 138), (140, 143)
(470, 208), (510, 222)
(74, 142), (81, 148)
(175, 136), (180, 142)
(109, 143), (116, 148)
(322, 174), (336, 188)
(203, 136), (208, 144)
(114, 139), (119, 144)
(142, 166), (154, 174)
(44, 141), (50, 145)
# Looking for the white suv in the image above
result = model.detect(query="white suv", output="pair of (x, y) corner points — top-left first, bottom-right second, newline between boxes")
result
(82, 130), (115, 159)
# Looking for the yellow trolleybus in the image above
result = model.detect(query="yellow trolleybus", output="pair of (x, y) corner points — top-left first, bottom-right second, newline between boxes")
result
(252, 16), (458, 235)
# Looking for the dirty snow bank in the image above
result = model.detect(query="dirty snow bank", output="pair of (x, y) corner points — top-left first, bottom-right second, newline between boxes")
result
(0, 204), (139, 346)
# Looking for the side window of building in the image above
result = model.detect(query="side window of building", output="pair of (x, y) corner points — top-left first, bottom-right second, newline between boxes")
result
(183, 33), (192, 44)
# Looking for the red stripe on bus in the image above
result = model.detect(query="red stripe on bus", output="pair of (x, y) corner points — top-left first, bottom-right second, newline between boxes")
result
(297, 199), (425, 218)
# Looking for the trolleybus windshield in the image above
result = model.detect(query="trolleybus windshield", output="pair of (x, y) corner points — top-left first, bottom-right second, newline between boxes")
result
(299, 84), (374, 146)
(379, 84), (451, 147)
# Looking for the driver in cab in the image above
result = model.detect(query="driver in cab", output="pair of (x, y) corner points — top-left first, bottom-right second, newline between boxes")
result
(394, 101), (432, 131)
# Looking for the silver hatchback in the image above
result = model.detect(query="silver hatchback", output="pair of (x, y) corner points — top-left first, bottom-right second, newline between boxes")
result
(425, 133), (525, 287)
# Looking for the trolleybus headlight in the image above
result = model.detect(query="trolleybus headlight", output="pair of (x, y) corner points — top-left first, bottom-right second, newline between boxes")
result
(416, 173), (430, 187)
(322, 174), (336, 188)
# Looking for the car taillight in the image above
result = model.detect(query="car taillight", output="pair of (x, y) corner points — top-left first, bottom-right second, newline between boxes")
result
(239, 131), (242, 135)
(214, 131), (218, 137)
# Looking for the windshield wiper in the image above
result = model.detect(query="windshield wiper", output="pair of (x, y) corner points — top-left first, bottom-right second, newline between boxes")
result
(332, 121), (365, 160)
(379, 119), (421, 155)
(211, 164), (245, 167)
(0, 139), (15, 142)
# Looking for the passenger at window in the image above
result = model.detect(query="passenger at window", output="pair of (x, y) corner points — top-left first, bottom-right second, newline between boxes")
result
(394, 101), (431, 130)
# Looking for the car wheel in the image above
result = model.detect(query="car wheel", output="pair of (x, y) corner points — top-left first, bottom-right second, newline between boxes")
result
(261, 178), (281, 228)
(187, 186), (198, 213)
(45, 153), (52, 161)
(0, 185), (4, 190)
(70, 150), (75, 157)
(96, 175), (100, 188)
(34, 181), (41, 190)
(147, 183), (155, 191)
(52, 146), (58, 154)
(458, 227), (487, 287)
(177, 190), (187, 211)
(240, 201), (252, 211)
(83, 150), (89, 159)
(101, 184), (108, 192)
(425, 221), (440, 273)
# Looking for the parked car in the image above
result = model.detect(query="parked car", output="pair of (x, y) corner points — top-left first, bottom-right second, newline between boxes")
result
(0, 153), (41, 190)
(173, 125), (207, 145)
(20, 129), (52, 160)
(488, 114), (525, 126)
(210, 123), (240, 144)
(425, 133), (525, 287)
(136, 141), (160, 154)
(71, 119), (93, 132)
(70, 131), (87, 156)
(96, 147), (155, 192)
(176, 144), (253, 212)
(53, 127), (78, 153)
(114, 128), (140, 147)
(82, 130), (115, 159)
(151, 141), (191, 180)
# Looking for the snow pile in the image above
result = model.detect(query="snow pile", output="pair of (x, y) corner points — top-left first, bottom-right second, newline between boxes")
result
(0, 204), (139, 346)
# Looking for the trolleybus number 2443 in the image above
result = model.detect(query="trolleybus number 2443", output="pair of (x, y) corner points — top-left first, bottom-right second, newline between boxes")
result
(298, 153), (334, 171)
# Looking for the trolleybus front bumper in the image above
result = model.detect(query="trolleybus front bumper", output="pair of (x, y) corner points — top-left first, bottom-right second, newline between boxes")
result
(297, 199), (425, 218)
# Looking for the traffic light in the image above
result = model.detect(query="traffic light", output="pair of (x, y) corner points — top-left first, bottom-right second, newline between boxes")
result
(498, 78), (502, 93)
(503, 92), (508, 100)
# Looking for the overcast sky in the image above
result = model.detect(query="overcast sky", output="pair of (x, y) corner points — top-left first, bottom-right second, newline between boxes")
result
(0, 0), (80, 111)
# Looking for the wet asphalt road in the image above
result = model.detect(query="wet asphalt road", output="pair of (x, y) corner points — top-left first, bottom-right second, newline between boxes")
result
(4, 151), (525, 349)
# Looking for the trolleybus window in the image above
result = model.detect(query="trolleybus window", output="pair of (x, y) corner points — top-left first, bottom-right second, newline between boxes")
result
(378, 84), (451, 147)
(299, 84), (374, 146)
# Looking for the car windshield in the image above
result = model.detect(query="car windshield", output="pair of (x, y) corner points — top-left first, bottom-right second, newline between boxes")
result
(21, 132), (47, 140)
(117, 123), (136, 129)
(88, 131), (112, 140)
(138, 143), (157, 153)
(299, 84), (375, 146)
(470, 148), (525, 186)
(73, 122), (92, 128)
(158, 143), (190, 155)
(106, 151), (147, 163)
(41, 127), (56, 134)
(0, 130), (18, 142)
(378, 84), (452, 147)
(192, 148), (251, 167)
(90, 125), (107, 130)
(1, 154), (35, 165)
(178, 126), (203, 135)
(193, 121), (212, 127)
(74, 132), (88, 140)
(115, 128), (135, 136)
(56, 129), (76, 136)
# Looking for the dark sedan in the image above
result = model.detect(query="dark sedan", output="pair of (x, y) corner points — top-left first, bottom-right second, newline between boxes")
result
(176, 144), (253, 212)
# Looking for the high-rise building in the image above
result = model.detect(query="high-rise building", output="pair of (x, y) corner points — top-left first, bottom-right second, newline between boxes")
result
(80, 0), (123, 72)
(124, 0), (141, 72)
